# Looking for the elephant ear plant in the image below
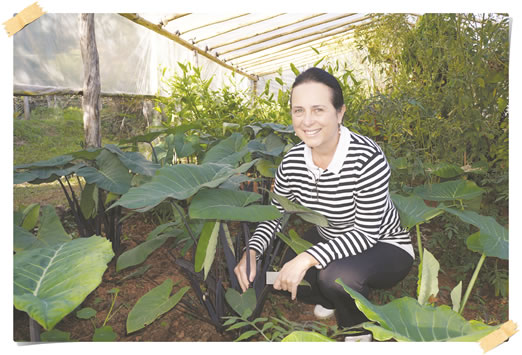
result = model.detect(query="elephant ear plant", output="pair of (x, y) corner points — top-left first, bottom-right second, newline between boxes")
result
(112, 132), (327, 333)
(13, 144), (160, 253)
(13, 204), (114, 341)
(334, 175), (509, 342)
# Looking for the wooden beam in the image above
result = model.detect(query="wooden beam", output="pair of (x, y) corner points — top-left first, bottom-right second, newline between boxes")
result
(209, 13), (325, 50)
(218, 13), (357, 56)
(237, 33), (350, 68)
(159, 13), (191, 27)
(195, 13), (286, 44)
(234, 16), (378, 68)
(119, 13), (258, 81)
(224, 15), (375, 62)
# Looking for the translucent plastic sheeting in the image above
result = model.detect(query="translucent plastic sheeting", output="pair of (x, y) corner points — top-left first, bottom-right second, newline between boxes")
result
(13, 13), (248, 97)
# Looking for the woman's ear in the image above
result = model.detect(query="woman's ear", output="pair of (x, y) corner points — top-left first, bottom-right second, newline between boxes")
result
(338, 104), (346, 124)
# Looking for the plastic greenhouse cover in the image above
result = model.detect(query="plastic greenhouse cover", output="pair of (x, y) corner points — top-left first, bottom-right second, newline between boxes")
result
(13, 13), (249, 97)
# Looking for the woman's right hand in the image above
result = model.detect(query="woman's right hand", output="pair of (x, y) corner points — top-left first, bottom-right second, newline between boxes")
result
(234, 249), (257, 292)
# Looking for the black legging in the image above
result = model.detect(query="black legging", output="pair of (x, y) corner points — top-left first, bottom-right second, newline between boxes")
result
(279, 227), (414, 328)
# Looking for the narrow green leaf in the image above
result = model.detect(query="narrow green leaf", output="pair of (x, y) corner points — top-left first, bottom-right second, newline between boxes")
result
(276, 229), (313, 255)
(417, 249), (439, 305)
(21, 203), (40, 231)
(116, 228), (183, 272)
(194, 220), (220, 280)
(450, 281), (462, 313)
(290, 63), (300, 76)
(126, 280), (189, 334)
(234, 330), (258, 342)
(268, 191), (328, 227)
(80, 183), (98, 219)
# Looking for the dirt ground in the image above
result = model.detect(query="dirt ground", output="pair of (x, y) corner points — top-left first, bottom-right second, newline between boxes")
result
(13, 196), (508, 342)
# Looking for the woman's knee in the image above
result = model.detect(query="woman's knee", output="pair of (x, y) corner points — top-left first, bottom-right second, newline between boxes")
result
(317, 264), (368, 298)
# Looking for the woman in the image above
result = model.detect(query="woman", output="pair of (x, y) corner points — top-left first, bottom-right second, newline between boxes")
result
(234, 67), (414, 334)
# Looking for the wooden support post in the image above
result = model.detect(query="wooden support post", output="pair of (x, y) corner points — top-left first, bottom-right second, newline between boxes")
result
(23, 96), (30, 120)
(79, 13), (101, 149)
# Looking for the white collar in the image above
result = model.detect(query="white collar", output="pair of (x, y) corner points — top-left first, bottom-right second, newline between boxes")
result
(304, 126), (351, 176)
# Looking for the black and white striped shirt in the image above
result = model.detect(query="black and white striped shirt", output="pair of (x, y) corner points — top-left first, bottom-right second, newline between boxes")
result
(249, 126), (415, 269)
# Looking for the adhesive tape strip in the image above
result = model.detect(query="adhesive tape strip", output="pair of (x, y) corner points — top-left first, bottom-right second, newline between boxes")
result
(3, 2), (45, 37)
(479, 320), (518, 353)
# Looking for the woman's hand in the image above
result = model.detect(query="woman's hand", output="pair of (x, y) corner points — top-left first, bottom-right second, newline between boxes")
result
(234, 249), (257, 292)
(273, 252), (319, 300)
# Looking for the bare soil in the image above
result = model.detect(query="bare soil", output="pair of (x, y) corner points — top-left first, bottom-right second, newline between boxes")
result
(13, 191), (508, 342)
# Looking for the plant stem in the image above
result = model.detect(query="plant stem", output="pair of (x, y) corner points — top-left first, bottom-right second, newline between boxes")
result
(458, 253), (486, 315)
(416, 224), (423, 264)
(103, 292), (118, 327)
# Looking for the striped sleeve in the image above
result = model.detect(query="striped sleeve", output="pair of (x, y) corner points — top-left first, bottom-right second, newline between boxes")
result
(248, 160), (292, 256)
(305, 150), (391, 268)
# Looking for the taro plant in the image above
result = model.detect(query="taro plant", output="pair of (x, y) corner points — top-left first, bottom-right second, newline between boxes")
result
(391, 174), (508, 315)
(111, 130), (331, 333)
(13, 204), (114, 341)
(13, 144), (160, 253)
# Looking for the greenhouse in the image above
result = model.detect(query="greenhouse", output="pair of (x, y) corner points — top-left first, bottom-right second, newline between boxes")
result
(10, 8), (514, 349)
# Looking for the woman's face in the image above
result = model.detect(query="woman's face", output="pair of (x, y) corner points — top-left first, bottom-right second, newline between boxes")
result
(291, 81), (345, 155)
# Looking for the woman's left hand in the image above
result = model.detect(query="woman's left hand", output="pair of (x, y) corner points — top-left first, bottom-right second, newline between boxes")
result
(273, 252), (319, 300)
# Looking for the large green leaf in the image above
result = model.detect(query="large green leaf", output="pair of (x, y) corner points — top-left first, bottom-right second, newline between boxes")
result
(268, 191), (328, 227)
(202, 132), (248, 166)
(14, 225), (40, 252)
(281, 331), (335, 342)
(441, 207), (508, 259)
(412, 180), (484, 201)
(391, 193), (443, 229)
(417, 249), (439, 305)
(428, 162), (464, 178)
(189, 189), (282, 222)
(194, 220), (220, 280)
(116, 226), (183, 272)
(14, 163), (86, 184)
(14, 154), (74, 169)
(104, 144), (160, 176)
(113, 161), (256, 212)
(126, 279), (189, 334)
(225, 288), (257, 317)
(14, 236), (114, 330)
(338, 282), (498, 342)
(14, 205), (71, 252)
(276, 229), (314, 255)
(76, 150), (132, 194)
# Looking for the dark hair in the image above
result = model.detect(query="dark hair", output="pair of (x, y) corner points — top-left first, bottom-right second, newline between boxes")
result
(291, 67), (344, 112)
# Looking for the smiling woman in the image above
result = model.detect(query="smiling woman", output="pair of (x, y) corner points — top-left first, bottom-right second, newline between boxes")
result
(234, 67), (414, 336)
